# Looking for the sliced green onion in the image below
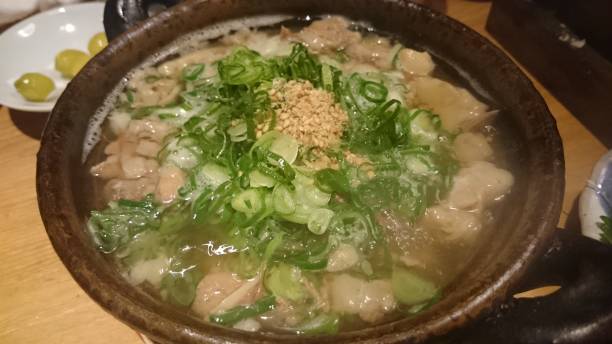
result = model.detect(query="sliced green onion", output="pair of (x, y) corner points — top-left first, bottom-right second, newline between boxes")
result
(307, 208), (334, 235)
(264, 264), (307, 302)
(160, 267), (203, 307)
(296, 313), (340, 335)
(281, 204), (311, 225)
(250, 130), (281, 152)
(321, 63), (334, 92)
(328, 208), (374, 246)
(391, 266), (438, 305)
(390, 44), (403, 69)
(293, 172), (332, 207)
(197, 163), (230, 189)
(125, 89), (134, 104)
(145, 75), (161, 83)
(335, 50), (349, 63)
(159, 202), (190, 234)
(249, 170), (276, 188)
(300, 184), (332, 208)
(192, 181), (237, 223)
(286, 243), (329, 270)
(182, 64), (205, 81)
(263, 232), (284, 263)
(158, 113), (178, 120)
(219, 63), (246, 82)
(183, 116), (205, 131)
(269, 133), (299, 165)
(378, 99), (402, 123)
(409, 109), (440, 145)
(361, 80), (388, 103)
(231, 189), (263, 214)
(404, 292), (441, 315)
(272, 184), (295, 215)
(87, 195), (159, 254)
(209, 295), (276, 326)
(227, 121), (248, 142)
(314, 168), (350, 195)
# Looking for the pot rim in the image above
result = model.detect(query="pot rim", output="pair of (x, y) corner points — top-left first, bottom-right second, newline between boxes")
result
(37, 0), (565, 343)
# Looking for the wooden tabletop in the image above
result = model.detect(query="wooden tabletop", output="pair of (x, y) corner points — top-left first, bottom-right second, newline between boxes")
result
(0, 2), (607, 343)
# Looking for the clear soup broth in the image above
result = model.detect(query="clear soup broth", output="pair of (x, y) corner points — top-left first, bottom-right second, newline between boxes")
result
(85, 15), (514, 334)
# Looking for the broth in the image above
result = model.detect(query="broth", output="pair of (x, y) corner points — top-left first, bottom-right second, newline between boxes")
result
(84, 16), (514, 334)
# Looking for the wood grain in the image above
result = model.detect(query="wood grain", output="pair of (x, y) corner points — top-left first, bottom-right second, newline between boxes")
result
(0, 2), (607, 343)
(0, 108), (142, 343)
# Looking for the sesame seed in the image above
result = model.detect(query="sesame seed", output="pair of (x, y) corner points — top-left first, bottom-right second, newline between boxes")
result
(260, 80), (348, 149)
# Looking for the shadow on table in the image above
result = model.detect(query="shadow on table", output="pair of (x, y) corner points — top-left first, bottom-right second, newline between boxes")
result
(564, 197), (582, 234)
(8, 108), (49, 140)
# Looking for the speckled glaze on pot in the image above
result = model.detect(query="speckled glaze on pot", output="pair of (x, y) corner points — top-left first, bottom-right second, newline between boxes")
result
(36, 0), (564, 343)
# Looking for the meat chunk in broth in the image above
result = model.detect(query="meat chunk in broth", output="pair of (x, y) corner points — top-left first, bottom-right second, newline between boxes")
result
(345, 36), (395, 69)
(90, 154), (123, 179)
(121, 155), (157, 180)
(128, 77), (182, 107)
(108, 111), (131, 135)
(127, 256), (170, 287)
(126, 119), (175, 143)
(221, 29), (293, 57)
(192, 272), (243, 317)
(328, 274), (396, 323)
(135, 140), (161, 158)
(288, 16), (361, 53)
(262, 295), (307, 327)
(155, 164), (185, 204)
(422, 205), (482, 240)
(396, 48), (435, 77)
(91, 118), (173, 201)
(448, 161), (514, 211)
(326, 244), (360, 272)
(453, 132), (493, 163)
(233, 318), (262, 332)
(192, 272), (261, 317)
(104, 140), (121, 155)
(91, 136), (158, 181)
(103, 176), (159, 201)
(412, 77), (491, 133)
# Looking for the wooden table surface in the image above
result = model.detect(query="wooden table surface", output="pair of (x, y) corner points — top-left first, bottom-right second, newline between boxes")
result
(0, 1), (607, 343)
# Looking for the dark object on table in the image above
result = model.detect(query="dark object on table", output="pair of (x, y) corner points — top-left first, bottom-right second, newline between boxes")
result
(434, 229), (612, 343)
(487, 0), (612, 148)
(104, 0), (180, 40)
(8, 109), (47, 140)
(536, 0), (612, 62)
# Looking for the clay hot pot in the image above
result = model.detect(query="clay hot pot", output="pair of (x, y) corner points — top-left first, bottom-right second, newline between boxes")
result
(37, 0), (612, 343)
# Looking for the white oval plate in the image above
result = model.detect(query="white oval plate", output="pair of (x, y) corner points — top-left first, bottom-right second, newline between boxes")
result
(0, 2), (105, 112)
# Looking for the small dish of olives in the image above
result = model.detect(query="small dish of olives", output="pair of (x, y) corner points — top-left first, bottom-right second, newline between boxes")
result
(0, 2), (106, 112)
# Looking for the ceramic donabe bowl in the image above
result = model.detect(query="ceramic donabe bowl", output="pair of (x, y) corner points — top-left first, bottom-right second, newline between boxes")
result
(37, 1), (564, 343)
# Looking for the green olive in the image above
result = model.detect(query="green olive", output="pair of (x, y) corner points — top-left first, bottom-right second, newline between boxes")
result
(88, 32), (108, 55)
(14, 73), (55, 102)
(55, 49), (90, 78)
